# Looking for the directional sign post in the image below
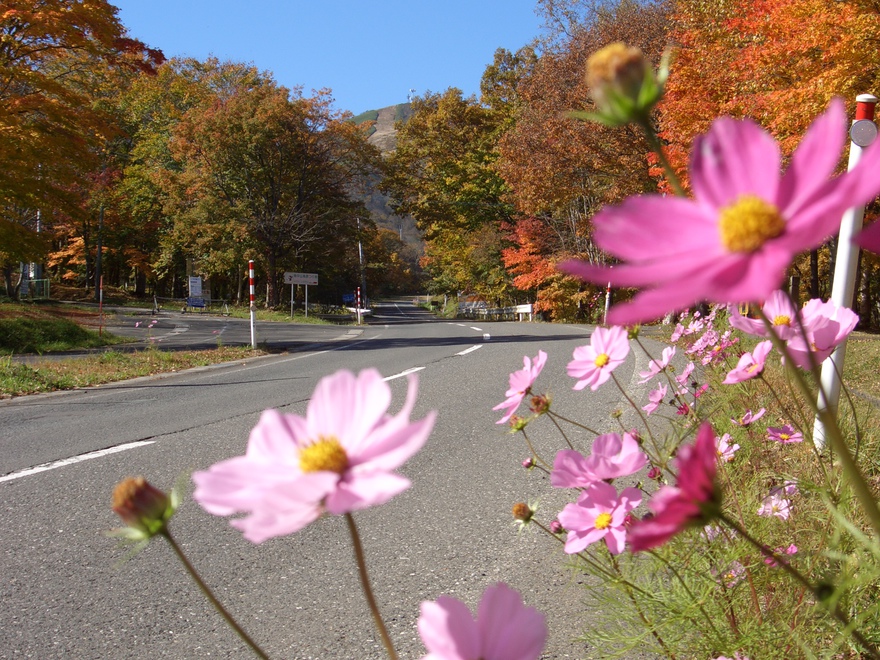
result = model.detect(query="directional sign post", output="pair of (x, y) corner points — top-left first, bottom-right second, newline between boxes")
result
(284, 272), (319, 318)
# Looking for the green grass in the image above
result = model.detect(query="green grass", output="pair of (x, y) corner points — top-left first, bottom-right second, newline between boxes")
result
(0, 317), (125, 354)
(0, 346), (265, 398)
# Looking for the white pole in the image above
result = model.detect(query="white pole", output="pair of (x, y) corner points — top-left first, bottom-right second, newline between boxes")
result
(813, 94), (878, 449)
(290, 282), (294, 318)
(249, 260), (257, 349)
(305, 284), (309, 318)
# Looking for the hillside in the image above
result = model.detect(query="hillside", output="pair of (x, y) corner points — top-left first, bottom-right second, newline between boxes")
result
(351, 103), (421, 261)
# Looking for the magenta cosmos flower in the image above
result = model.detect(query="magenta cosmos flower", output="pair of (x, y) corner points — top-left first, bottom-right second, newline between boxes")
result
(560, 99), (880, 325)
(493, 350), (547, 424)
(629, 423), (720, 552)
(417, 583), (547, 660)
(568, 325), (630, 391)
(722, 340), (773, 384)
(193, 369), (436, 543)
(767, 424), (803, 444)
(558, 481), (642, 554)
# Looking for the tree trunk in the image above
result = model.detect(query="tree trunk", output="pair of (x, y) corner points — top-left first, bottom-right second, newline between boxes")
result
(810, 249), (819, 298)
(266, 251), (278, 307)
(135, 268), (147, 297)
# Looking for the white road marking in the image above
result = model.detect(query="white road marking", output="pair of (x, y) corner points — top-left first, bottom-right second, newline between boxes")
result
(456, 345), (483, 356)
(383, 366), (426, 382)
(470, 326), (483, 332)
(0, 440), (156, 483)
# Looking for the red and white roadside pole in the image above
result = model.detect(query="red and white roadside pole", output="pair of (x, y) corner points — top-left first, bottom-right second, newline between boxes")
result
(356, 286), (362, 325)
(813, 94), (878, 449)
(249, 260), (257, 349)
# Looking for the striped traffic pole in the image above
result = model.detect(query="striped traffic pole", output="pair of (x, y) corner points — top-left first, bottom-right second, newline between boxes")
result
(813, 94), (878, 449)
(356, 287), (362, 325)
(249, 260), (257, 349)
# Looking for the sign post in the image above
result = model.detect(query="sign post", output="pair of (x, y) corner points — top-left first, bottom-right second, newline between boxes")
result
(283, 272), (319, 318)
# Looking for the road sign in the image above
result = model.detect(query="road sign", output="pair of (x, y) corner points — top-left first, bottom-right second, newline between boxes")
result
(283, 272), (318, 286)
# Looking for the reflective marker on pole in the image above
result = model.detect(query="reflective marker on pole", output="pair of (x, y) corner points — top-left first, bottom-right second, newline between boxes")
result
(356, 286), (362, 325)
(249, 260), (257, 349)
(813, 94), (878, 449)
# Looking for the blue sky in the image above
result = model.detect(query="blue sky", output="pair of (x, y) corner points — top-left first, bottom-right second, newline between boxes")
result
(112, 1), (544, 115)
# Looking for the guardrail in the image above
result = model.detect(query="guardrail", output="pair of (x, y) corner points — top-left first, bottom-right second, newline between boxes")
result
(457, 302), (533, 321)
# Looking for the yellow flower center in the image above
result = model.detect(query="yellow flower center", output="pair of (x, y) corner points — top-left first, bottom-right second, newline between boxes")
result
(779, 433), (790, 441)
(299, 437), (348, 474)
(718, 195), (785, 253)
(595, 512), (613, 530)
(594, 353), (610, 368)
(773, 314), (791, 326)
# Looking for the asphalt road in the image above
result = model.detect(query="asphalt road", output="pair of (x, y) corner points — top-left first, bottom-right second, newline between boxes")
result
(0, 301), (665, 659)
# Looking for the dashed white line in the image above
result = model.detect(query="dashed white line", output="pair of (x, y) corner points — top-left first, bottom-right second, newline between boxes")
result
(0, 440), (156, 483)
(470, 326), (483, 332)
(456, 345), (483, 356)
(383, 366), (426, 382)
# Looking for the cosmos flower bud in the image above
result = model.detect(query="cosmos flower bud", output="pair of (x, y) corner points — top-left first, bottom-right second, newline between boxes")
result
(512, 502), (534, 523)
(549, 520), (564, 534)
(111, 477), (178, 541)
(529, 394), (551, 415)
(522, 457), (535, 469)
(574, 42), (668, 127)
(509, 415), (529, 433)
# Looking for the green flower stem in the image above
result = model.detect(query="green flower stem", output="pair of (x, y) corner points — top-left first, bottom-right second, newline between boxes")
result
(161, 530), (269, 660)
(610, 555), (676, 659)
(637, 119), (686, 198)
(646, 550), (723, 636)
(757, 311), (880, 539)
(719, 514), (880, 660)
(520, 427), (551, 468)
(545, 410), (601, 436)
(345, 513), (398, 660)
(545, 412), (577, 451)
(611, 371), (653, 434)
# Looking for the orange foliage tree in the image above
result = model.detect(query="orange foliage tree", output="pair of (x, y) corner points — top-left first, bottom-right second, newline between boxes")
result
(496, 0), (671, 319)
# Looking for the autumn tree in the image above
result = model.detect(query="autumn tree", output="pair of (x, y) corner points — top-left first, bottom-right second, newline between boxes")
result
(0, 1), (162, 297)
(382, 73), (528, 302)
(496, 0), (671, 317)
(661, 0), (880, 312)
(169, 71), (379, 306)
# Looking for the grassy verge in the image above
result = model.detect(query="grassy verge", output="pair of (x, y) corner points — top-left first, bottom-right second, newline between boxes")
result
(0, 305), (128, 354)
(0, 346), (266, 398)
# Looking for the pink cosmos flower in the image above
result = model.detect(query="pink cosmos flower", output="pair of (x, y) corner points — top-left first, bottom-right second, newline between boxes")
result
(193, 369), (436, 543)
(731, 408), (765, 427)
(629, 423), (720, 552)
(638, 346), (676, 383)
(417, 583), (547, 660)
(716, 433), (740, 462)
(716, 561), (745, 588)
(558, 481), (642, 555)
(765, 543), (798, 567)
(568, 325), (630, 391)
(642, 382), (668, 415)
(551, 432), (647, 487)
(758, 492), (792, 520)
(723, 340), (773, 384)
(728, 290), (801, 340)
(675, 362), (695, 386)
(559, 99), (880, 325)
(493, 350), (548, 424)
(767, 424), (803, 444)
(785, 299), (858, 369)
